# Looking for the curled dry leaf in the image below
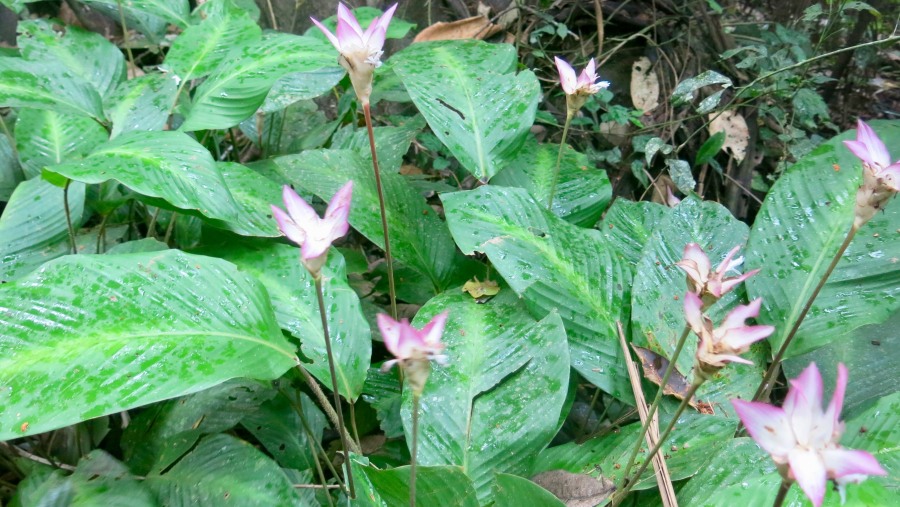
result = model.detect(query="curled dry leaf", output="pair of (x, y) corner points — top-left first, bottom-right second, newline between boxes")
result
(462, 276), (500, 299)
(630, 56), (660, 113)
(631, 345), (712, 414)
(708, 110), (749, 162)
(531, 470), (616, 507)
(414, 15), (503, 42)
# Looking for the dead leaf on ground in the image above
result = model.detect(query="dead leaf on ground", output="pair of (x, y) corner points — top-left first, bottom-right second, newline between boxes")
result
(630, 56), (660, 113)
(708, 110), (749, 162)
(414, 15), (503, 42)
(531, 470), (616, 507)
(462, 276), (500, 300)
(631, 345), (712, 414)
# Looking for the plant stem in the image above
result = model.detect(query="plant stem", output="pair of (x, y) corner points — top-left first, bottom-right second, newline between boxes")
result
(296, 366), (360, 455)
(63, 180), (77, 255)
(772, 479), (791, 507)
(410, 393), (420, 507)
(95, 214), (110, 254)
(612, 380), (701, 506)
(747, 224), (859, 406)
(163, 212), (178, 245)
(547, 112), (573, 210)
(314, 276), (356, 499)
(115, 0), (136, 72)
(618, 325), (692, 489)
(362, 102), (398, 319)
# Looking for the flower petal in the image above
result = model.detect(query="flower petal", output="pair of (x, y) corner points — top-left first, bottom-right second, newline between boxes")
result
(723, 324), (775, 349)
(420, 310), (449, 349)
(824, 363), (848, 435)
(281, 185), (319, 225)
(788, 447), (827, 507)
(554, 56), (577, 95)
(310, 17), (341, 51)
(324, 180), (353, 239)
(578, 58), (597, 87)
(784, 362), (824, 446)
(336, 2), (365, 49)
(377, 313), (403, 357)
(719, 298), (762, 331)
(683, 291), (705, 333)
(731, 399), (794, 457)
(855, 119), (891, 168)
(271, 205), (306, 246)
(822, 448), (887, 479)
(365, 3), (397, 50)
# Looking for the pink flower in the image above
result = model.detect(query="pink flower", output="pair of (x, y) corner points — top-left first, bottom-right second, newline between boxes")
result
(675, 243), (759, 300)
(684, 292), (774, 374)
(554, 56), (609, 96)
(732, 363), (886, 506)
(843, 119), (900, 227)
(271, 181), (353, 276)
(311, 3), (397, 104)
(377, 311), (448, 372)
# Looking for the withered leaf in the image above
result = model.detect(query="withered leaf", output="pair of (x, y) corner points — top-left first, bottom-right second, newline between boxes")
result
(413, 15), (503, 43)
(631, 345), (712, 414)
(531, 470), (616, 507)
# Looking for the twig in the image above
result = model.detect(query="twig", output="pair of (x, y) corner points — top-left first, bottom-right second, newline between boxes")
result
(296, 366), (361, 455)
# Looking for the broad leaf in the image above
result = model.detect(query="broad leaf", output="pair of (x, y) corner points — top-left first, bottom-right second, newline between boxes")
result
(0, 250), (297, 440)
(0, 135), (21, 201)
(443, 186), (633, 401)
(104, 73), (178, 139)
(597, 199), (669, 268)
(392, 40), (540, 181)
(209, 242), (371, 400)
(180, 33), (334, 131)
(493, 473), (566, 506)
(18, 19), (125, 98)
(241, 388), (326, 472)
(0, 58), (104, 119)
(0, 178), (85, 282)
(15, 109), (108, 178)
(277, 149), (465, 292)
(746, 121), (900, 358)
(144, 433), (303, 506)
(843, 391), (899, 491)
(351, 457), (479, 507)
(630, 196), (760, 400)
(162, 9), (261, 83)
(331, 120), (425, 175)
(403, 290), (570, 501)
(45, 130), (243, 227)
(492, 137), (612, 227)
(261, 67), (345, 112)
(213, 161), (281, 237)
(81, 0), (189, 41)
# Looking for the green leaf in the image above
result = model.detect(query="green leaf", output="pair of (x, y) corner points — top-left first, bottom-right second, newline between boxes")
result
(392, 40), (540, 181)
(671, 70), (732, 105)
(843, 391), (899, 491)
(144, 433), (303, 506)
(161, 10), (261, 83)
(784, 310), (899, 420)
(18, 19), (126, 99)
(0, 58), (105, 120)
(0, 134), (21, 201)
(276, 149), (465, 292)
(121, 379), (275, 474)
(15, 109), (108, 178)
(361, 368), (404, 438)
(695, 131), (725, 166)
(208, 242), (371, 400)
(630, 197), (758, 400)
(0, 250), (297, 440)
(45, 130), (243, 227)
(213, 161), (281, 237)
(403, 290), (570, 501)
(241, 388), (326, 471)
(350, 457), (479, 507)
(0, 178), (85, 282)
(666, 159), (695, 193)
(746, 121), (900, 358)
(81, 0), (189, 41)
(493, 473), (565, 506)
(261, 67), (345, 113)
(597, 199), (669, 268)
(442, 186), (633, 401)
(535, 412), (736, 490)
(180, 33), (334, 131)
(104, 73), (178, 139)
(331, 120), (424, 175)
(491, 137), (612, 227)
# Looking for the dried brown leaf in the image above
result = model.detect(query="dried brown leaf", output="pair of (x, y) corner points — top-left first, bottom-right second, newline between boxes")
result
(630, 57), (660, 113)
(531, 470), (616, 507)
(708, 111), (749, 162)
(631, 345), (711, 414)
(413, 15), (503, 42)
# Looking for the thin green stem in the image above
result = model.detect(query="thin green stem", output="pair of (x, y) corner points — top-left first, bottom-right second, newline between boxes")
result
(314, 276), (356, 499)
(163, 212), (177, 245)
(618, 324), (692, 489)
(747, 224), (859, 407)
(547, 112), (573, 210)
(115, 0), (136, 72)
(363, 102), (398, 319)
(95, 214), (110, 254)
(410, 393), (420, 507)
(772, 479), (791, 507)
(612, 380), (701, 506)
(63, 180), (77, 255)
(146, 207), (161, 239)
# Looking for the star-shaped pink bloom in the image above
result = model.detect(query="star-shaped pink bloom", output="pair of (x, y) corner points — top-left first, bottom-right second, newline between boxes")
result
(676, 243), (760, 299)
(311, 3), (397, 104)
(554, 56), (609, 96)
(377, 311), (449, 372)
(271, 181), (353, 276)
(843, 119), (900, 228)
(733, 363), (887, 506)
(684, 292), (774, 372)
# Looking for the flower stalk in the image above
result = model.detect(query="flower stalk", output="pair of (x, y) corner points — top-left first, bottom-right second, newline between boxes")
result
(548, 111), (573, 211)
(364, 103), (398, 319)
